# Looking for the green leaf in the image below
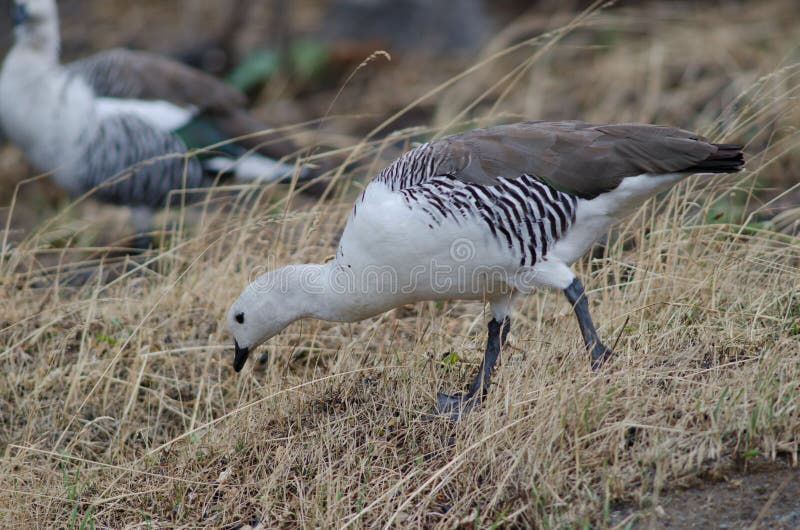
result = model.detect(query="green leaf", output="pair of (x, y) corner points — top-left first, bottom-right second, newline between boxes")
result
(95, 333), (117, 346)
(290, 39), (330, 81)
(226, 48), (280, 93)
(442, 352), (460, 366)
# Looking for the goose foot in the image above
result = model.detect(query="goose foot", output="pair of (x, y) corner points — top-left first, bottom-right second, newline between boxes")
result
(564, 278), (618, 370)
(431, 317), (509, 421)
(129, 234), (153, 251)
(434, 391), (481, 421)
(590, 342), (615, 371)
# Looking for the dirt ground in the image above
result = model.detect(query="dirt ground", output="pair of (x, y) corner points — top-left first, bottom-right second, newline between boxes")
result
(610, 461), (800, 529)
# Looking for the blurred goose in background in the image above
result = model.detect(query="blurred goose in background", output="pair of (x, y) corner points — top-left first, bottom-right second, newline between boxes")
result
(322, 0), (487, 54)
(227, 120), (743, 420)
(0, 0), (314, 241)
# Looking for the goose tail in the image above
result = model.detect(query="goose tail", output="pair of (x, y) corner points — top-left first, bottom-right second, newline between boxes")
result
(686, 143), (744, 173)
(203, 154), (313, 183)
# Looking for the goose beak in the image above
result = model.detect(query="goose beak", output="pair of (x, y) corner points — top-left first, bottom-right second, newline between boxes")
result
(233, 340), (250, 372)
(12, 3), (29, 26)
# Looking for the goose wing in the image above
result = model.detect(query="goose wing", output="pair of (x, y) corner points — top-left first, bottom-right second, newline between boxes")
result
(66, 48), (245, 112)
(422, 121), (731, 198)
(68, 49), (303, 162)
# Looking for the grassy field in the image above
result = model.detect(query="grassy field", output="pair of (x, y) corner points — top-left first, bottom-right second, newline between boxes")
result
(1, 1), (799, 528)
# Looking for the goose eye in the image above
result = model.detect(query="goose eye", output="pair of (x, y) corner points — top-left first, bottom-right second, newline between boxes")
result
(235, 312), (245, 324)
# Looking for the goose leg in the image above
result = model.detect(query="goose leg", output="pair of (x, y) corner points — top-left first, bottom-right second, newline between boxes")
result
(435, 317), (510, 420)
(563, 277), (613, 369)
(128, 206), (154, 250)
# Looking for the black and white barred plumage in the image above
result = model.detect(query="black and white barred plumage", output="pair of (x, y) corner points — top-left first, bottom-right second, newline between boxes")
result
(372, 141), (577, 267)
(80, 114), (206, 207)
(361, 122), (743, 275)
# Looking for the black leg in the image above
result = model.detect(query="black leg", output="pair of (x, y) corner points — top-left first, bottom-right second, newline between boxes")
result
(500, 317), (511, 346)
(435, 317), (510, 420)
(563, 277), (613, 369)
(129, 233), (154, 251)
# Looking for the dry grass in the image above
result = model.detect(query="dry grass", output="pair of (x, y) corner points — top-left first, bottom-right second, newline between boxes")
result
(1, 1), (800, 528)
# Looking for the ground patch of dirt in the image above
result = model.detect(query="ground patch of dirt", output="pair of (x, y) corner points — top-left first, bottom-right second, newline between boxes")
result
(612, 464), (800, 529)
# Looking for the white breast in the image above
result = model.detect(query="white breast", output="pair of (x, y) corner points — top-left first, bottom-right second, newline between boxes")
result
(0, 48), (97, 179)
(334, 182), (519, 319)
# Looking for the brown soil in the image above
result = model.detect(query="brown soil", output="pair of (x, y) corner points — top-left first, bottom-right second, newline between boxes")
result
(612, 463), (800, 529)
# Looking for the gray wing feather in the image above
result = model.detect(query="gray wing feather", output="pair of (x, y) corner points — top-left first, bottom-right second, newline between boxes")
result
(67, 49), (305, 163)
(66, 48), (246, 112)
(74, 114), (206, 208)
(392, 121), (720, 198)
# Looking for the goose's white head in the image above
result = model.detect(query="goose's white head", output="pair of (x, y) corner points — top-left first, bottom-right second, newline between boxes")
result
(226, 265), (322, 372)
(12, 0), (60, 51)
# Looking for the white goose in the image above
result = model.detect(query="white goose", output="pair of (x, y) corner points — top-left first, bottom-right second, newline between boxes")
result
(228, 121), (743, 419)
(0, 0), (310, 235)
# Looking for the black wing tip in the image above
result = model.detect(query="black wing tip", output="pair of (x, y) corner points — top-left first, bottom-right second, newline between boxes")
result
(686, 143), (745, 173)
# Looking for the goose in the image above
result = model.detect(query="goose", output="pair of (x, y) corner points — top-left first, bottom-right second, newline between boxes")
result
(227, 120), (743, 419)
(0, 0), (312, 238)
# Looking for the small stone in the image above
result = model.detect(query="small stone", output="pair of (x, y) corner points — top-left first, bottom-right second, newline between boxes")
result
(217, 467), (232, 484)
